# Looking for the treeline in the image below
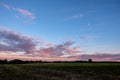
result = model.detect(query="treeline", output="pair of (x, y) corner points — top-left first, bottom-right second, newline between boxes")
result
(0, 59), (42, 64)
(0, 59), (93, 64)
(0, 59), (119, 64)
(0, 59), (92, 64)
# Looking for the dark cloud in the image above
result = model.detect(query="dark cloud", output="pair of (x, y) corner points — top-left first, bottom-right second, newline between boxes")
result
(0, 28), (36, 54)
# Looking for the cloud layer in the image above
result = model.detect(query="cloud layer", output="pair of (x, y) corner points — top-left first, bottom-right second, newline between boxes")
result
(79, 53), (120, 61)
(0, 27), (120, 61)
(0, 27), (82, 60)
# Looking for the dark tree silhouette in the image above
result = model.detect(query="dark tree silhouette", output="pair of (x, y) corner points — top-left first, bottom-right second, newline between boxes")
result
(88, 58), (93, 63)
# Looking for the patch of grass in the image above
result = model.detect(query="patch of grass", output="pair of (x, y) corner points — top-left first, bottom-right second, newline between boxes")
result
(0, 63), (120, 80)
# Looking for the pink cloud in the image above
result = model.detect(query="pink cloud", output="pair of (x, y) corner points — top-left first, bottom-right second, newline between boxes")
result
(12, 8), (35, 19)
(0, 2), (35, 22)
(36, 40), (82, 58)
(36, 47), (55, 57)
(0, 53), (79, 61)
(1, 52), (120, 61)
(39, 41), (54, 47)
(66, 46), (81, 54)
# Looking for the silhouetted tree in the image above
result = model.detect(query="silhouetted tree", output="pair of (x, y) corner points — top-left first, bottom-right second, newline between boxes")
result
(88, 58), (93, 63)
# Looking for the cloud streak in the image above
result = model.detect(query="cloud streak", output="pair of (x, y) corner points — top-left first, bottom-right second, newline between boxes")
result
(80, 34), (99, 40)
(13, 8), (35, 19)
(0, 2), (11, 9)
(65, 14), (84, 21)
(70, 14), (84, 19)
(0, 2), (35, 22)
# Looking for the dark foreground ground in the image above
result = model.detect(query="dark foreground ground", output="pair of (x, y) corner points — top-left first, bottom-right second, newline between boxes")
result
(0, 63), (120, 80)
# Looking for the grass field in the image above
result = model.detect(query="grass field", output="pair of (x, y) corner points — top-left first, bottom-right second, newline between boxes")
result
(0, 63), (120, 80)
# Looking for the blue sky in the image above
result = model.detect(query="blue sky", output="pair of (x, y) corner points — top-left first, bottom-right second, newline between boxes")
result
(0, 0), (120, 61)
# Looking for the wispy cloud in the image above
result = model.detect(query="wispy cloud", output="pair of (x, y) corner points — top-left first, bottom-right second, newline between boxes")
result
(65, 14), (84, 21)
(64, 9), (97, 21)
(80, 34), (99, 40)
(0, 2), (11, 9)
(12, 8), (35, 19)
(0, 2), (35, 23)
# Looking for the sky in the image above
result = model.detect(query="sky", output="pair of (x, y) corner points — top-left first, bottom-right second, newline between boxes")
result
(0, 0), (120, 61)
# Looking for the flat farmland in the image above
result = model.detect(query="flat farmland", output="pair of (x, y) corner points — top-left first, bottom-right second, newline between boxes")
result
(0, 63), (120, 80)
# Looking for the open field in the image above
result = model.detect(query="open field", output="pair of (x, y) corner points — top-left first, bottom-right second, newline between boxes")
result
(0, 63), (120, 80)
